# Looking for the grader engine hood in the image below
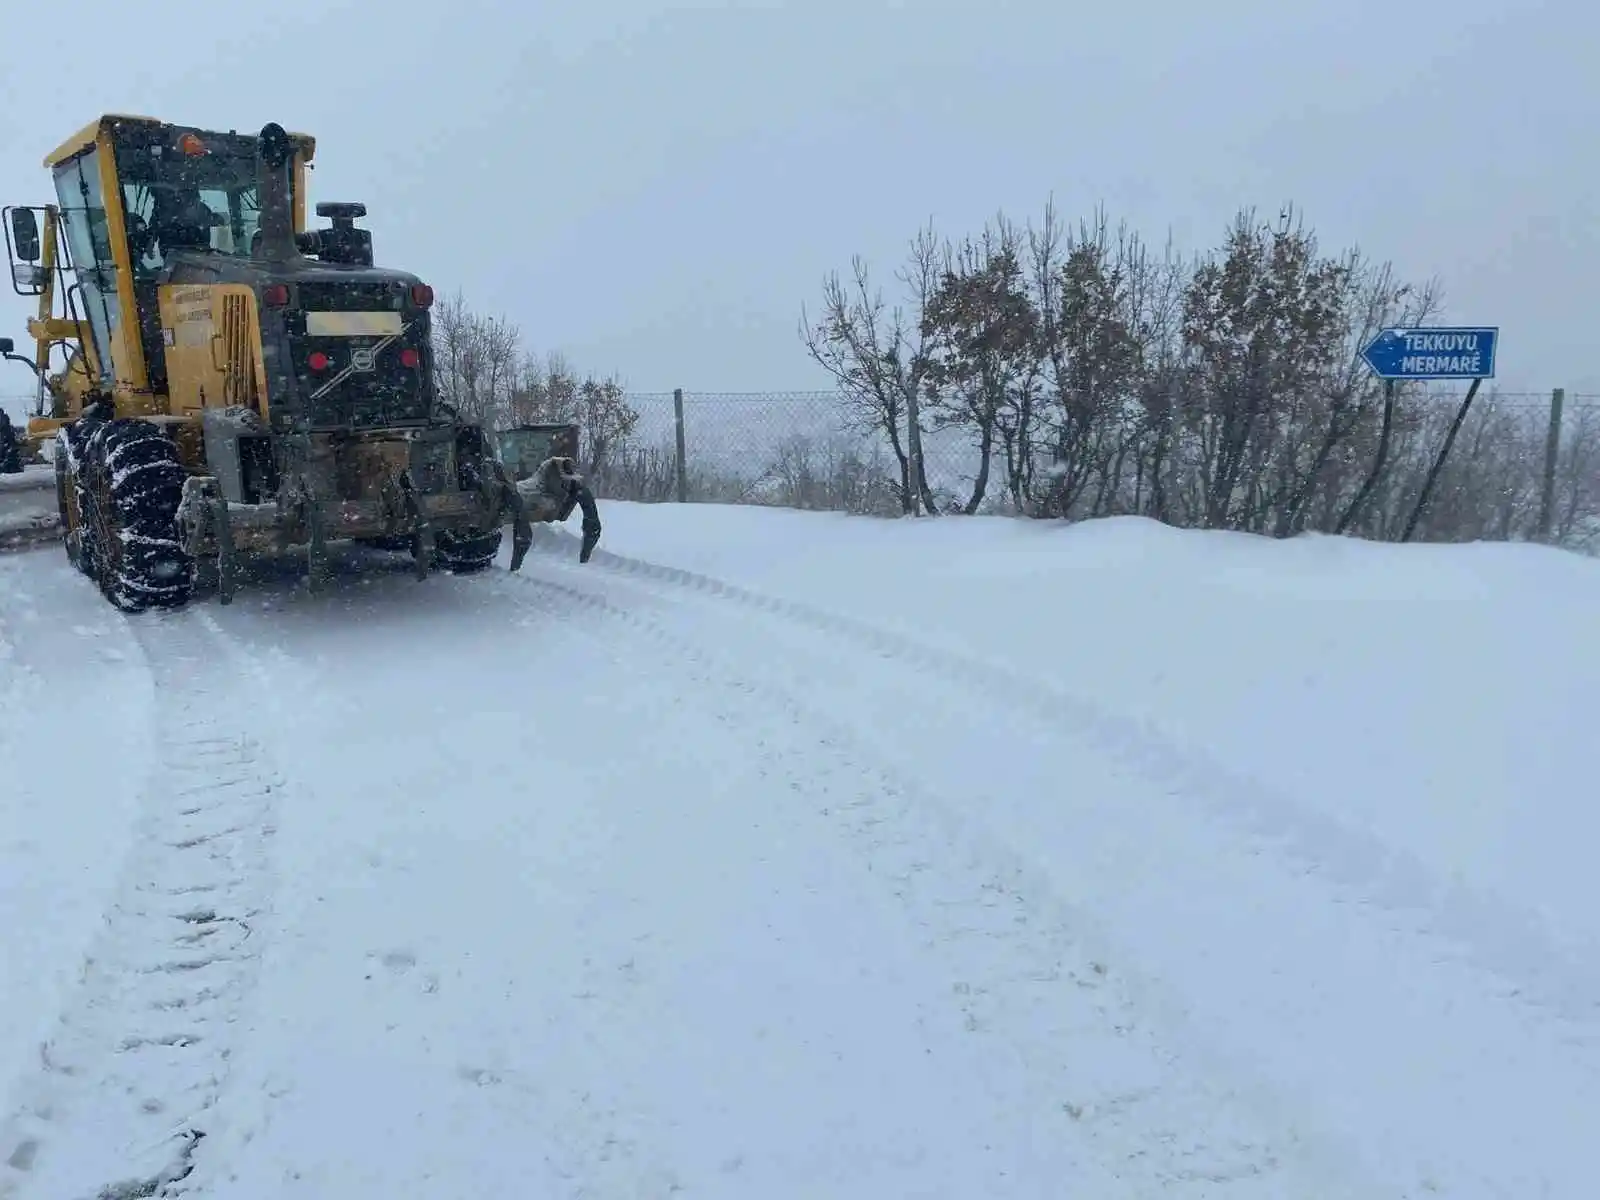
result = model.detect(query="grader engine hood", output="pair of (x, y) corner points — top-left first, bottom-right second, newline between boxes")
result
(176, 121), (440, 436)
(278, 278), (434, 431)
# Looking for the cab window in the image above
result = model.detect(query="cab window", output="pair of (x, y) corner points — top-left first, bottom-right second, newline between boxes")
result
(122, 182), (262, 273)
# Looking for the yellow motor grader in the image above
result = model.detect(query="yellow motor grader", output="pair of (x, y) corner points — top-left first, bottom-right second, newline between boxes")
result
(0, 114), (600, 608)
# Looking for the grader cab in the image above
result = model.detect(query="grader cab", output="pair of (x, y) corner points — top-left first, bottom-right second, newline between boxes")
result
(0, 114), (600, 609)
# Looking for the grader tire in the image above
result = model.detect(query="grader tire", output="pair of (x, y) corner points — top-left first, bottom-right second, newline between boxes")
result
(56, 441), (86, 576)
(80, 418), (195, 612)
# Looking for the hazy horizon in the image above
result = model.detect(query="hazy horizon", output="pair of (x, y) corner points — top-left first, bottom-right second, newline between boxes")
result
(1, 0), (1591, 407)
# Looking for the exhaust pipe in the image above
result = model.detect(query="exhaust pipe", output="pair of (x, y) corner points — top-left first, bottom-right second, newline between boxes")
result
(255, 123), (299, 263)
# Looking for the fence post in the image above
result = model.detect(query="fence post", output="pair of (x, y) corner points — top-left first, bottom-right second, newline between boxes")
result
(906, 386), (925, 516)
(1538, 387), (1564, 540)
(672, 387), (688, 503)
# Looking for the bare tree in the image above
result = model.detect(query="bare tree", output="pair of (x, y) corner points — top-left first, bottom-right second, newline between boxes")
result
(1553, 403), (1600, 548)
(794, 200), (1599, 551)
(1027, 206), (1151, 519)
(1177, 207), (1353, 531)
(1274, 258), (1442, 536)
(801, 225), (941, 513)
(920, 216), (1039, 514)
(430, 294), (638, 477)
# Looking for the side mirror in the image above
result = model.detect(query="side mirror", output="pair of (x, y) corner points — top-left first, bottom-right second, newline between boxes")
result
(0, 334), (42, 378)
(8, 208), (40, 263)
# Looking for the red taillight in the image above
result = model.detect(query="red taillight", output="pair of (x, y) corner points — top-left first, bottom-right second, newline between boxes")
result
(307, 351), (330, 371)
(409, 283), (433, 308)
(399, 347), (421, 369)
(262, 283), (289, 307)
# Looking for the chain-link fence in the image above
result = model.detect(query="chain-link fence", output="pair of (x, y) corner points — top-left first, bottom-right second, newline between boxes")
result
(589, 386), (1600, 535)
(8, 383), (1598, 547)
(587, 390), (984, 516)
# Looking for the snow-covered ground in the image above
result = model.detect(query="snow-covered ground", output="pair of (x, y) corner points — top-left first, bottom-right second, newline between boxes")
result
(1, 393), (55, 548)
(0, 466), (56, 550)
(1, 503), (1597, 1199)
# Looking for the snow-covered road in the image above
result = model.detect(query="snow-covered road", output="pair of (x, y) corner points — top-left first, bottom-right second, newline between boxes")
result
(3, 508), (1598, 1198)
(0, 467), (56, 551)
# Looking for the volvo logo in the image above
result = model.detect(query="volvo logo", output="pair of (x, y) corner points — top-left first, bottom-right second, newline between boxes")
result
(350, 346), (376, 372)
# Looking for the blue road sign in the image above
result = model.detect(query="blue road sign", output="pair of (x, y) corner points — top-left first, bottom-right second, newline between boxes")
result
(1361, 326), (1497, 381)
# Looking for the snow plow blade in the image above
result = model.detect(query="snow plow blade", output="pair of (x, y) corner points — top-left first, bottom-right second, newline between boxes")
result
(507, 456), (602, 571)
(161, 420), (601, 604)
(0, 427), (603, 582)
(498, 422), (602, 570)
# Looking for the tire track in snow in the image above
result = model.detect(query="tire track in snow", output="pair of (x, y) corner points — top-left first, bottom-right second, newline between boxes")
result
(178, 581), (715, 1200)
(486, 560), (1377, 1198)
(517, 531), (1600, 1198)
(0, 610), (285, 1200)
(530, 529), (1600, 1037)
(0, 550), (161, 1138)
(206, 569), (1128, 1198)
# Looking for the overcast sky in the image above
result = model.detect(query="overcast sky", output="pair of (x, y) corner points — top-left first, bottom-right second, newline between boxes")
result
(0, 0), (1591, 407)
